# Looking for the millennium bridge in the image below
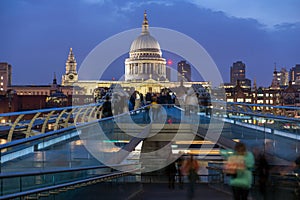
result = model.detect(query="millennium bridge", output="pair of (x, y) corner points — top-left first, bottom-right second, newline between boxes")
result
(0, 102), (299, 199)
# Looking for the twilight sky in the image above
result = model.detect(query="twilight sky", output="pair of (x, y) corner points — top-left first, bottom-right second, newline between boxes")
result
(0, 0), (299, 87)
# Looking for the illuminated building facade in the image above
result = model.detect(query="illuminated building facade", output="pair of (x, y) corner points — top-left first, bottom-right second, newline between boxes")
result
(177, 60), (191, 82)
(0, 62), (12, 93)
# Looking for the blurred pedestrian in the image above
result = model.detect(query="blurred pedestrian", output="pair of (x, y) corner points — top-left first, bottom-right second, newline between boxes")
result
(176, 153), (184, 189)
(100, 95), (113, 118)
(151, 96), (159, 122)
(167, 161), (177, 189)
(254, 148), (269, 200)
(182, 154), (199, 199)
(222, 142), (255, 200)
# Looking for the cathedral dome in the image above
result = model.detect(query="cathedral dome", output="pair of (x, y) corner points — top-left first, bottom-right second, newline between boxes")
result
(125, 11), (167, 82)
(129, 11), (161, 52)
(130, 34), (160, 52)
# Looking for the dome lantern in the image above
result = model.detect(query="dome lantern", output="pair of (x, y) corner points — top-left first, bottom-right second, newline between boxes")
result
(142, 10), (149, 35)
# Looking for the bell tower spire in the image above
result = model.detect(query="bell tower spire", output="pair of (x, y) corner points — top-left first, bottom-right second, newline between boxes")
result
(62, 47), (78, 86)
(142, 10), (149, 35)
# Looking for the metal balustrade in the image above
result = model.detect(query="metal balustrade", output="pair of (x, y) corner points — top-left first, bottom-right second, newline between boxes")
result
(0, 163), (141, 199)
(0, 103), (102, 143)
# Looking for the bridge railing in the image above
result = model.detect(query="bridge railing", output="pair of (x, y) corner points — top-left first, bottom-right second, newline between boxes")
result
(184, 102), (300, 162)
(0, 163), (141, 200)
(0, 105), (151, 173)
(0, 103), (103, 143)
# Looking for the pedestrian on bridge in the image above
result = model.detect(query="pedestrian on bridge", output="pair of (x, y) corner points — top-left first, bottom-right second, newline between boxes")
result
(182, 154), (199, 199)
(222, 142), (255, 200)
(166, 161), (177, 189)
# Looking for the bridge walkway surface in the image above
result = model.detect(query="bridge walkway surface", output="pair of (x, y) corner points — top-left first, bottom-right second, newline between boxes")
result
(141, 183), (231, 200)
(33, 182), (232, 200)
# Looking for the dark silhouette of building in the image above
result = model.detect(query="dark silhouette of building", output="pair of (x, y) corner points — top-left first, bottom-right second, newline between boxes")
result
(0, 62), (12, 93)
(230, 61), (246, 85)
(177, 60), (191, 82)
(289, 64), (300, 85)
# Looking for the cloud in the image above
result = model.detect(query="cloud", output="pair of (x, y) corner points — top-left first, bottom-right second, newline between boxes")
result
(185, 0), (300, 28)
(274, 23), (298, 30)
(118, 0), (174, 12)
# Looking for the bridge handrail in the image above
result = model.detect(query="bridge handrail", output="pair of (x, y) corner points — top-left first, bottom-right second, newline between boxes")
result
(0, 117), (88, 150)
(222, 108), (300, 122)
(0, 104), (151, 150)
(0, 163), (138, 179)
(0, 165), (140, 200)
(0, 103), (102, 117)
(226, 101), (300, 110)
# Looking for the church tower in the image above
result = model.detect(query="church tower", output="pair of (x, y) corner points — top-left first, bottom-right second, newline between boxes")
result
(62, 48), (78, 86)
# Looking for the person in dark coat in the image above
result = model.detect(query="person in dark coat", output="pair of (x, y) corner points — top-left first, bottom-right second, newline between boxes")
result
(167, 161), (177, 189)
(100, 95), (113, 118)
(256, 153), (269, 199)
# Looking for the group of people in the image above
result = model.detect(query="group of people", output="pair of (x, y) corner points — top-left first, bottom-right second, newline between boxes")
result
(222, 142), (300, 200)
(166, 142), (273, 200)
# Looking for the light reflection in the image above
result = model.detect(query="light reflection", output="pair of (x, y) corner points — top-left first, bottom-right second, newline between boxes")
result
(175, 141), (214, 145)
(0, 139), (7, 145)
(75, 140), (82, 146)
(34, 151), (44, 161)
(172, 149), (220, 155)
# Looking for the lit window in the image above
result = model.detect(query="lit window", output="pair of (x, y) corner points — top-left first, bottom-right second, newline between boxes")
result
(237, 98), (244, 102)
(245, 98), (251, 103)
(0, 76), (3, 80)
(0, 82), (3, 86)
(227, 99), (234, 102)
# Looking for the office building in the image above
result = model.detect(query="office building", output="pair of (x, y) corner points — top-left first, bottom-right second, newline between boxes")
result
(0, 62), (12, 93)
(177, 60), (191, 82)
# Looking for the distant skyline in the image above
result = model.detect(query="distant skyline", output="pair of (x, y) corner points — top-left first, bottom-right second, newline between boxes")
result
(0, 0), (299, 87)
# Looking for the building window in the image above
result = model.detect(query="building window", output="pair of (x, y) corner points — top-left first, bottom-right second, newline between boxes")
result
(257, 100), (263, 104)
(0, 82), (3, 86)
(227, 99), (234, 102)
(0, 76), (3, 80)
(237, 98), (244, 102)
(245, 98), (251, 103)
